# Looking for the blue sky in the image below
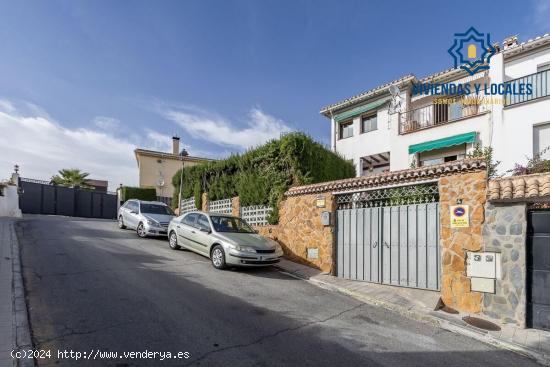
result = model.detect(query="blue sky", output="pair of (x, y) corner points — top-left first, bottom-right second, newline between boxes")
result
(0, 0), (549, 188)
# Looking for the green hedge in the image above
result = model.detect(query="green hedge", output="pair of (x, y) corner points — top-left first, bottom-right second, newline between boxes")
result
(121, 186), (157, 202)
(172, 132), (355, 223)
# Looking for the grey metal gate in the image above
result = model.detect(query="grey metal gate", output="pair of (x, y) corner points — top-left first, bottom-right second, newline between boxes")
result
(527, 210), (550, 331)
(336, 184), (440, 291)
(19, 178), (117, 219)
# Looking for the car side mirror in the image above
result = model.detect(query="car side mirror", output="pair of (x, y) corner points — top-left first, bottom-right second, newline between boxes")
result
(200, 227), (211, 234)
(130, 210), (137, 214)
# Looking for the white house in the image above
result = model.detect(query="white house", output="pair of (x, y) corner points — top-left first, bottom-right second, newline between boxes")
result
(322, 33), (550, 177)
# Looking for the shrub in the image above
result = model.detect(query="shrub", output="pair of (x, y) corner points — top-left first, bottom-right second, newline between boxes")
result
(172, 132), (355, 222)
(121, 186), (157, 202)
(510, 146), (550, 176)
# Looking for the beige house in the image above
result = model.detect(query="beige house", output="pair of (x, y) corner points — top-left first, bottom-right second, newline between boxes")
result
(134, 137), (212, 204)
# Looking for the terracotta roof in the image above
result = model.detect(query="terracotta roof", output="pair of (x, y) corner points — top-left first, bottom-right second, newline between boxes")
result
(286, 158), (487, 196)
(487, 172), (550, 201)
(319, 74), (415, 115)
(320, 32), (550, 117)
(502, 33), (550, 59)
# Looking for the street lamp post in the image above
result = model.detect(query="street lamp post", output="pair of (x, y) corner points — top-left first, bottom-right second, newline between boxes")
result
(178, 158), (184, 213)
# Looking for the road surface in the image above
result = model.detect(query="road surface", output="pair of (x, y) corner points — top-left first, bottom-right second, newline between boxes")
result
(16, 215), (541, 366)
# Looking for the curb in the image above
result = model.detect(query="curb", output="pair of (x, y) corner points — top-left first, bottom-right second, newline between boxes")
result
(275, 265), (550, 367)
(9, 220), (35, 367)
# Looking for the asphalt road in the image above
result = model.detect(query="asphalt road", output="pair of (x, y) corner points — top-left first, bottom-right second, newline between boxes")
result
(17, 215), (541, 367)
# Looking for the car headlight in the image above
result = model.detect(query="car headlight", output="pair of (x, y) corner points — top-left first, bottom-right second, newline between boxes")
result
(146, 219), (160, 226)
(235, 245), (256, 253)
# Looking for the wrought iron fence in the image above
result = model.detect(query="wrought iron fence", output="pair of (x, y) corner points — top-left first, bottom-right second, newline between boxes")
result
(180, 197), (197, 214)
(336, 183), (439, 209)
(241, 205), (272, 226)
(505, 69), (550, 106)
(208, 198), (232, 214)
(399, 96), (487, 134)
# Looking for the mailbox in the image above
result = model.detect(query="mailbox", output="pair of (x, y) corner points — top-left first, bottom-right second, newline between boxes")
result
(466, 251), (501, 279)
(321, 211), (331, 226)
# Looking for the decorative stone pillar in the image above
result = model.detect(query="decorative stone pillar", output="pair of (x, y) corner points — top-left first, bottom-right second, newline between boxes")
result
(231, 196), (240, 217)
(201, 192), (209, 212)
(439, 171), (487, 313)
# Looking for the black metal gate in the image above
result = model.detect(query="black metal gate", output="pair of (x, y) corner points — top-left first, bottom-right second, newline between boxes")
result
(19, 178), (117, 219)
(527, 210), (550, 331)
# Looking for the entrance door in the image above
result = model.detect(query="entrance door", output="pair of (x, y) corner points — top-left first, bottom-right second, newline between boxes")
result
(527, 210), (550, 331)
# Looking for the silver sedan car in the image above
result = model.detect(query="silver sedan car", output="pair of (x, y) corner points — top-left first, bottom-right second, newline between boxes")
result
(167, 212), (283, 269)
(118, 200), (175, 237)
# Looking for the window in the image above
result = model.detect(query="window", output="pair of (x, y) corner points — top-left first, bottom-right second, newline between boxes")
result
(339, 121), (353, 139)
(418, 144), (466, 167)
(210, 216), (255, 233)
(140, 203), (174, 215)
(183, 213), (198, 226)
(534, 123), (550, 159)
(361, 115), (377, 133)
(196, 214), (211, 232)
(127, 201), (138, 212)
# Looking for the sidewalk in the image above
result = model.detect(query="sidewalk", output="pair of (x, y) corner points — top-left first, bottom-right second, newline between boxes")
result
(0, 219), (34, 367)
(275, 258), (550, 367)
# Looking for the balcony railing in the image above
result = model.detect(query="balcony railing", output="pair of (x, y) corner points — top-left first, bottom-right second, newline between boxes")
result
(399, 96), (487, 134)
(505, 69), (550, 106)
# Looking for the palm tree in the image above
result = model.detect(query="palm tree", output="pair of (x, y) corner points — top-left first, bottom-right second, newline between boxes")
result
(51, 169), (92, 188)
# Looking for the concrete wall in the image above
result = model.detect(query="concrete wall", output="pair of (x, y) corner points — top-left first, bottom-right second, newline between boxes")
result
(482, 202), (527, 327)
(439, 171), (487, 313)
(0, 185), (22, 218)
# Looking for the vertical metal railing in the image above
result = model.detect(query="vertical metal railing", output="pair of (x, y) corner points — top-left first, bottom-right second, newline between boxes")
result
(505, 69), (550, 106)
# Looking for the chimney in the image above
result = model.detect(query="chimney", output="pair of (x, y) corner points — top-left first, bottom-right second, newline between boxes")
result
(172, 136), (180, 155)
(503, 35), (518, 50)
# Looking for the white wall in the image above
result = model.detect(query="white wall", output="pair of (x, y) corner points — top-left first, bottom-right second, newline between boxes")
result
(334, 107), (392, 175)
(0, 185), (22, 217)
(391, 113), (490, 170)
(492, 48), (550, 173)
(330, 44), (550, 176)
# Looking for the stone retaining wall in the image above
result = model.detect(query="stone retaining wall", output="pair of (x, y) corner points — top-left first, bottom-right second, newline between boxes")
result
(439, 171), (487, 313)
(482, 202), (527, 327)
(256, 194), (335, 273)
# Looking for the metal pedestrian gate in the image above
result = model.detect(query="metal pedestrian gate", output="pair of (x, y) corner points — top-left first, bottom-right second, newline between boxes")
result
(336, 184), (441, 291)
(527, 210), (550, 331)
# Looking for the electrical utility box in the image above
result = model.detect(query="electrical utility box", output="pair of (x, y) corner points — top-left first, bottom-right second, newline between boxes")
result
(321, 211), (331, 226)
(466, 251), (501, 279)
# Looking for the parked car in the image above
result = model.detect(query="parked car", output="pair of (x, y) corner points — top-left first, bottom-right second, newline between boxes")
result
(167, 212), (283, 269)
(118, 200), (175, 237)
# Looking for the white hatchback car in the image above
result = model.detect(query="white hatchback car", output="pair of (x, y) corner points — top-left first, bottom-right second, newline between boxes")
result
(118, 200), (175, 237)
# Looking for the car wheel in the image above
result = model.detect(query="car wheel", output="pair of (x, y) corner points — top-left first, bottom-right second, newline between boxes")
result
(118, 216), (126, 229)
(211, 245), (227, 270)
(169, 231), (180, 250)
(136, 222), (147, 238)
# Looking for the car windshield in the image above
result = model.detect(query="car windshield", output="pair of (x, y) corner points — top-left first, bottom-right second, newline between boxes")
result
(140, 204), (174, 215)
(210, 216), (255, 233)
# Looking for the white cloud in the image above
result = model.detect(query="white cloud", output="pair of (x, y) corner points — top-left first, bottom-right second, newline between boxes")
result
(0, 101), (180, 191)
(93, 116), (121, 131)
(161, 106), (293, 149)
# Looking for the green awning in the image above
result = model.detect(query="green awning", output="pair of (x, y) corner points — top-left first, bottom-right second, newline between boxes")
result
(408, 132), (477, 154)
(334, 96), (391, 122)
